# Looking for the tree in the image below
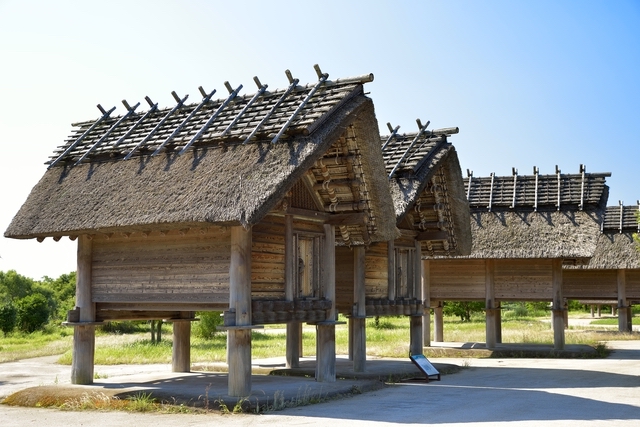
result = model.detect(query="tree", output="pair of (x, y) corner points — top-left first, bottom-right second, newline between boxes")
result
(0, 270), (35, 301)
(15, 293), (50, 333)
(443, 301), (485, 322)
(0, 303), (17, 335)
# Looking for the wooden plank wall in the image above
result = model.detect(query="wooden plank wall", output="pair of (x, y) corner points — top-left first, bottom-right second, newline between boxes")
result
(494, 259), (553, 301)
(563, 270), (618, 300)
(626, 270), (640, 299)
(252, 216), (286, 299)
(430, 259), (485, 300)
(92, 227), (231, 306)
(335, 246), (354, 313)
(365, 242), (388, 299)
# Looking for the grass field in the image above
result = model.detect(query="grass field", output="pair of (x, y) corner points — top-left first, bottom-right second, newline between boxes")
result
(1, 313), (637, 365)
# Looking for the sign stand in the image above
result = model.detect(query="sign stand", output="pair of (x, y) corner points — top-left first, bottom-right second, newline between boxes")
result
(409, 354), (441, 382)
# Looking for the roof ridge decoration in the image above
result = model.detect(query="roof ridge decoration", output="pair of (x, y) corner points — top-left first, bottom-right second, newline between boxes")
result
(601, 201), (640, 233)
(47, 65), (375, 168)
(465, 165), (611, 212)
(381, 120), (460, 178)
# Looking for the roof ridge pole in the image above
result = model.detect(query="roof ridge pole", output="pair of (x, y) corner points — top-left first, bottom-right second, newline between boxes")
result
(117, 96), (157, 146)
(619, 200), (624, 234)
(220, 77), (268, 138)
(533, 166), (539, 212)
(152, 87), (216, 156)
(579, 164), (586, 211)
(74, 100), (141, 165)
(131, 91), (189, 159)
(466, 169), (473, 201)
(243, 70), (300, 144)
(556, 165), (561, 211)
(510, 168), (518, 209)
(388, 119), (430, 179)
(48, 104), (116, 169)
(487, 172), (495, 212)
(271, 64), (329, 144)
(381, 122), (401, 150)
(179, 83), (243, 155)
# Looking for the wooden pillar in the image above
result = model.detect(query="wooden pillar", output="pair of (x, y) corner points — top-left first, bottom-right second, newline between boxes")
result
(496, 301), (502, 343)
(172, 320), (191, 372)
(71, 235), (95, 385)
(551, 259), (565, 351)
(353, 246), (366, 372)
(228, 226), (252, 397)
(597, 304), (602, 317)
(434, 301), (444, 342)
(316, 224), (336, 382)
(387, 240), (396, 301)
(409, 240), (423, 354)
(422, 259), (431, 347)
(590, 304), (595, 317)
(485, 260), (497, 349)
(284, 215), (301, 368)
(618, 269), (632, 332)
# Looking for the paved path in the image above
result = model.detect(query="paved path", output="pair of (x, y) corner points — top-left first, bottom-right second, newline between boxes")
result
(1, 340), (640, 426)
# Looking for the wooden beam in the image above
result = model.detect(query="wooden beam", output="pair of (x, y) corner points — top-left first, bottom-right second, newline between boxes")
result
(316, 224), (336, 383)
(416, 230), (449, 241)
(172, 321), (191, 372)
(422, 260), (431, 347)
(618, 269), (631, 332)
(71, 235), (95, 385)
(551, 259), (565, 351)
(353, 246), (366, 373)
(285, 214), (300, 368)
(485, 260), (497, 349)
(324, 212), (367, 226)
(387, 241), (396, 301)
(285, 207), (329, 221)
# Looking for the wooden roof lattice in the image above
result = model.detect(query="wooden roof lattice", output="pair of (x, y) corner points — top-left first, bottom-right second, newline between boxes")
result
(465, 165), (611, 212)
(47, 65), (373, 168)
(601, 202), (640, 233)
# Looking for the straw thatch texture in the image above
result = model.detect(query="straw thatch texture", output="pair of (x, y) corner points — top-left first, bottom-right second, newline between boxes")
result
(382, 131), (471, 256)
(6, 93), (396, 241)
(568, 205), (640, 269)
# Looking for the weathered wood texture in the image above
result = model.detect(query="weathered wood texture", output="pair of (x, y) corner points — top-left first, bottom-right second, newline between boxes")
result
(430, 260), (485, 300)
(422, 259), (431, 346)
(91, 228), (231, 305)
(563, 270), (618, 299)
(71, 325), (95, 385)
(72, 235), (95, 385)
(172, 321), (191, 372)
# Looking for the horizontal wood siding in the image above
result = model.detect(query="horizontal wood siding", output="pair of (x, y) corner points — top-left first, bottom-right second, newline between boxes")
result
(430, 260), (485, 300)
(335, 246), (354, 313)
(563, 270), (618, 299)
(252, 216), (285, 299)
(92, 228), (231, 304)
(494, 259), (553, 301)
(365, 242), (388, 298)
(625, 269), (640, 299)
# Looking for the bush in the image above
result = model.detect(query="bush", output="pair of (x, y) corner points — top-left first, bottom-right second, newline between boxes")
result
(0, 302), (17, 335)
(193, 311), (223, 339)
(15, 293), (51, 333)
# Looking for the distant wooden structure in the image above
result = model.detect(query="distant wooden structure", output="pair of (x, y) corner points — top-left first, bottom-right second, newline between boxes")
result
(335, 123), (472, 371)
(5, 66), (398, 396)
(425, 166), (610, 350)
(564, 202), (640, 331)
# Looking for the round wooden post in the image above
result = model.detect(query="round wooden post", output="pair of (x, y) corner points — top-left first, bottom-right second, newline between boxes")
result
(353, 246), (366, 372)
(485, 260), (497, 349)
(284, 214), (301, 368)
(172, 320), (191, 372)
(618, 269), (631, 332)
(551, 259), (565, 350)
(228, 225), (252, 397)
(434, 301), (444, 342)
(496, 301), (502, 343)
(409, 240), (423, 354)
(387, 240), (396, 301)
(422, 259), (431, 347)
(71, 235), (95, 385)
(316, 224), (336, 382)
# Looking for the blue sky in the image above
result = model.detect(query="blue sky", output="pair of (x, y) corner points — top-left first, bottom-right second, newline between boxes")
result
(1, 0), (639, 280)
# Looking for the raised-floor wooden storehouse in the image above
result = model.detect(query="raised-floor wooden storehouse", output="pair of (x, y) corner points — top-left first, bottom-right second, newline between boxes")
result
(426, 166), (610, 350)
(334, 122), (472, 371)
(4, 66), (398, 396)
(564, 202), (640, 332)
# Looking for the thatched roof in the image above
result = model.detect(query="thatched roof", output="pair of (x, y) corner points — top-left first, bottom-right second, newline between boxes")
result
(5, 70), (396, 244)
(569, 204), (640, 269)
(437, 168), (610, 261)
(381, 126), (471, 256)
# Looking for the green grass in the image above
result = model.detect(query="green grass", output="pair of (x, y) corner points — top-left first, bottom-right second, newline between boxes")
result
(590, 317), (640, 325)
(2, 312), (638, 366)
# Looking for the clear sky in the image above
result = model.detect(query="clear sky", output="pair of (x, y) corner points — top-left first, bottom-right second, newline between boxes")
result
(1, 0), (639, 280)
